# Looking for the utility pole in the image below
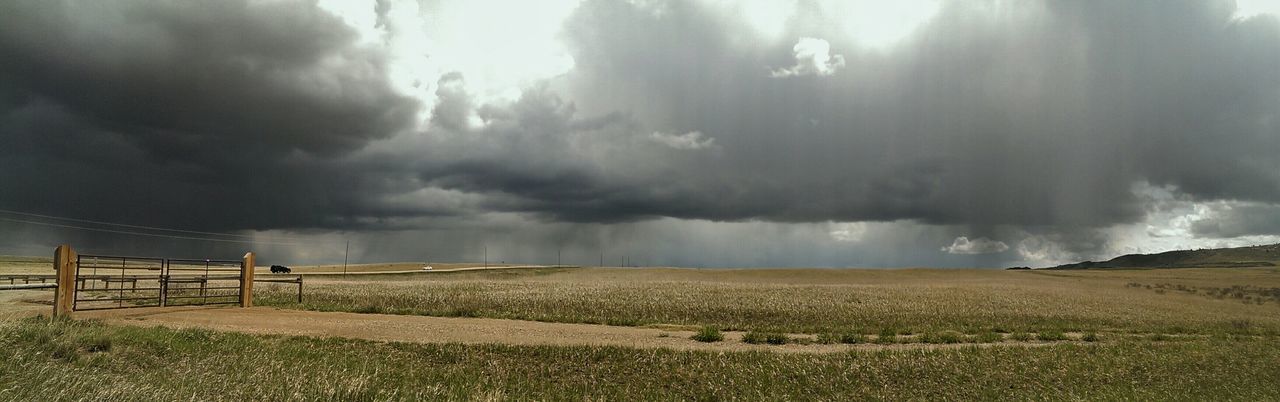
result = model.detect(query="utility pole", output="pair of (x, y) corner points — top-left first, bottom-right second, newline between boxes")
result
(484, 246), (488, 269)
(557, 248), (561, 267)
(343, 239), (349, 278)
(599, 252), (603, 267)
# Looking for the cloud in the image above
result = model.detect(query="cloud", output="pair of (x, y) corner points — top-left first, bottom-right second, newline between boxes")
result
(942, 237), (1009, 255)
(649, 131), (716, 150)
(829, 222), (867, 242)
(1190, 203), (1280, 238)
(560, 0), (1280, 238)
(770, 37), (846, 77)
(1, 0), (1279, 267)
(0, 0), (419, 230)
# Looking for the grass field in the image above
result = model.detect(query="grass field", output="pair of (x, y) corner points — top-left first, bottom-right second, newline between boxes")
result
(2, 317), (1279, 400)
(4, 265), (1280, 399)
(256, 267), (1280, 336)
(0, 255), (52, 275)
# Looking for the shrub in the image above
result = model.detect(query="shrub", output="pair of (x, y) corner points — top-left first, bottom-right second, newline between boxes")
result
(691, 326), (723, 343)
(975, 331), (1003, 343)
(840, 333), (867, 344)
(1081, 332), (1101, 342)
(741, 332), (790, 345)
(1229, 319), (1254, 334)
(1150, 333), (1172, 342)
(816, 333), (840, 344)
(606, 317), (640, 326)
(918, 332), (936, 344)
(354, 305), (384, 314)
(48, 341), (80, 362)
(938, 331), (964, 344)
(741, 331), (767, 344)
(765, 333), (790, 345)
(876, 328), (899, 344)
(1037, 330), (1067, 342)
(919, 331), (964, 344)
(1010, 332), (1033, 342)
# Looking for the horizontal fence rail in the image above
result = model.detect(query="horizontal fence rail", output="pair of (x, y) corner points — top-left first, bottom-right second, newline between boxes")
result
(1, 274), (57, 284)
(0, 283), (58, 291)
(255, 275), (304, 303)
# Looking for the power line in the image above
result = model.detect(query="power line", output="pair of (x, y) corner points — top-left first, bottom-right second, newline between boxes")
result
(0, 216), (321, 246)
(0, 208), (313, 241)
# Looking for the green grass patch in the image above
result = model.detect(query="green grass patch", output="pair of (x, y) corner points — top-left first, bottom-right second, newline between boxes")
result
(1037, 330), (1068, 342)
(875, 327), (900, 344)
(765, 333), (790, 345)
(975, 331), (1003, 343)
(691, 326), (723, 343)
(840, 332), (867, 344)
(920, 331), (965, 344)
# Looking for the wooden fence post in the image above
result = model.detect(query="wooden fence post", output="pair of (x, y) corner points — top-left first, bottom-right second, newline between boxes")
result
(240, 252), (255, 307)
(53, 244), (77, 316)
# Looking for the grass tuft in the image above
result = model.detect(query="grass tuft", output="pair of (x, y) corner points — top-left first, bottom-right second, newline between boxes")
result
(765, 333), (790, 345)
(1037, 330), (1067, 342)
(975, 331), (1003, 343)
(875, 328), (899, 344)
(920, 331), (964, 344)
(691, 326), (723, 343)
(840, 333), (867, 344)
(816, 333), (840, 344)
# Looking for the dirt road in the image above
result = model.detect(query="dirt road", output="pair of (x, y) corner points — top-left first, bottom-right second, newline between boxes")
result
(1, 288), (1059, 353)
(70, 306), (1054, 353)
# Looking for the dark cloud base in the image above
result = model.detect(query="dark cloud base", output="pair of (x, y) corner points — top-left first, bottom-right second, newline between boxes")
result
(1, 0), (1278, 267)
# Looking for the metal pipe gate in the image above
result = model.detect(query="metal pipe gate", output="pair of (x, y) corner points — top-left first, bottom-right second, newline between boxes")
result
(71, 254), (247, 311)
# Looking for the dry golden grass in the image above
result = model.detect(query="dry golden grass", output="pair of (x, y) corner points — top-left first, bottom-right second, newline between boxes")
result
(272, 262), (526, 274)
(258, 267), (1280, 335)
(7, 265), (1280, 399)
(3, 316), (1280, 400)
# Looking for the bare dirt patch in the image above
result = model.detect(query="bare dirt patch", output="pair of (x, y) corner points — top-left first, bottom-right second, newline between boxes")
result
(0, 289), (53, 319)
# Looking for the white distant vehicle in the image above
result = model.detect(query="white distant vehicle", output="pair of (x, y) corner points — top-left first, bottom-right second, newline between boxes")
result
(422, 266), (433, 271)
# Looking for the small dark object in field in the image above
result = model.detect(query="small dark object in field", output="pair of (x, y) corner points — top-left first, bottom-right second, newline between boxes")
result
(270, 265), (291, 274)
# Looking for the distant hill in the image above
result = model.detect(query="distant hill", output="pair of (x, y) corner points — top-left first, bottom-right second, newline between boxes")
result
(1046, 243), (1280, 269)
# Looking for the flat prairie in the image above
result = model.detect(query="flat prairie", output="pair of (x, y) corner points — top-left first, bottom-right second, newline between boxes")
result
(257, 266), (1280, 335)
(3, 265), (1280, 400)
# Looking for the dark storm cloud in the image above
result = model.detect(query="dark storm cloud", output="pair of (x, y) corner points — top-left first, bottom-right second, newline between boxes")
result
(2, 0), (1279, 267)
(542, 0), (1280, 231)
(0, 0), (421, 230)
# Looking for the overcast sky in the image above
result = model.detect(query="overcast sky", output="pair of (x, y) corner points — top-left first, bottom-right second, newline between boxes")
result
(1, 0), (1279, 267)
